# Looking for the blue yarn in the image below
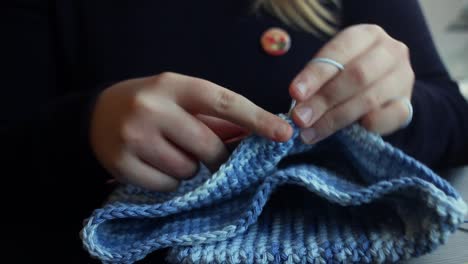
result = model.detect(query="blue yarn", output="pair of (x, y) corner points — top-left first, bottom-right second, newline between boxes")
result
(81, 114), (467, 264)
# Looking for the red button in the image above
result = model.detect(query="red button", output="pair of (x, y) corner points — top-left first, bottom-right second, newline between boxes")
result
(260, 27), (291, 56)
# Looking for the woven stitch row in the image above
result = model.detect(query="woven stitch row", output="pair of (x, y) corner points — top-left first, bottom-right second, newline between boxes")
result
(82, 114), (467, 264)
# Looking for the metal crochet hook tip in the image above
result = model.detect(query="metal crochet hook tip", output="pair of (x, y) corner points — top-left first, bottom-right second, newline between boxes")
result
(288, 99), (297, 117)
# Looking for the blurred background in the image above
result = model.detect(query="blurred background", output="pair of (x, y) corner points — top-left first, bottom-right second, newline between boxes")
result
(420, 0), (468, 98)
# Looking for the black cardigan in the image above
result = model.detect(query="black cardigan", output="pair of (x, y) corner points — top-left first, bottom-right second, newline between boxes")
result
(1, 0), (467, 262)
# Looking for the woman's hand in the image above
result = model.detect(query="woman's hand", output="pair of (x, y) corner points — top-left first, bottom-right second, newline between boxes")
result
(90, 72), (292, 191)
(289, 24), (415, 144)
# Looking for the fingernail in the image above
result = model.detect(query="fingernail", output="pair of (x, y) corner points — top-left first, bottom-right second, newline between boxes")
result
(295, 106), (313, 125)
(300, 128), (318, 144)
(296, 82), (308, 97)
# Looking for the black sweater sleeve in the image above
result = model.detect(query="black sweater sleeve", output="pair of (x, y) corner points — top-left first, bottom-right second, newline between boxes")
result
(1, 2), (111, 225)
(342, 0), (468, 169)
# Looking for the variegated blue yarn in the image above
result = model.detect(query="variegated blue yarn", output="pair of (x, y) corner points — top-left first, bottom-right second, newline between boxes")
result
(81, 114), (467, 264)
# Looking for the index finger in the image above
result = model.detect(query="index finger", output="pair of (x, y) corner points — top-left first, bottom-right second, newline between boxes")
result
(289, 24), (385, 101)
(174, 76), (293, 142)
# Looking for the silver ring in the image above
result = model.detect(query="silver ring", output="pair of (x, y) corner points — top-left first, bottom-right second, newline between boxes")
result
(400, 97), (413, 128)
(309, 57), (345, 71)
(288, 57), (345, 117)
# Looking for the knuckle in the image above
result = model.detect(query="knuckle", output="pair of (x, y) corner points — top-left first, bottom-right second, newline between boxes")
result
(156, 71), (178, 82)
(120, 121), (145, 147)
(133, 78), (170, 112)
(343, 24), (370, 38)
(131, 91), (149, 111)
(395, 40), (410, 56)
(362, 24), (386, 37)
(129, 86), (160, 115)
(347, 62), (369, 86)
(214, 89), (237, 114)
(361, 93), (380, 111)
(343, 24), (361, 34)
(148, 72), (176, 88)
(388, 40), (410, 57)
(341, 25), (360, 37)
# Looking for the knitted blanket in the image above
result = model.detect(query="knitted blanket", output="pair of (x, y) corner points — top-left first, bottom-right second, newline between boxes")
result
(82, 114), (467, 264)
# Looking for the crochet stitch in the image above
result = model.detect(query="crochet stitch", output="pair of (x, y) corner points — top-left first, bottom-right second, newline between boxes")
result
(82, 114), (467, 264)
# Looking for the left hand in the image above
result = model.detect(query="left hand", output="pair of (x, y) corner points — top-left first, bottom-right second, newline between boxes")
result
(289, 24), (415, 144)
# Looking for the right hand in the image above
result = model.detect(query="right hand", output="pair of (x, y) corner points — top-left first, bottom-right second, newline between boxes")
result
(90, 72), (293, 191)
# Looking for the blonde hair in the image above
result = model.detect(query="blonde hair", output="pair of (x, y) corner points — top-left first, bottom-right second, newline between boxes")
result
(255, 0), (342, 37)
